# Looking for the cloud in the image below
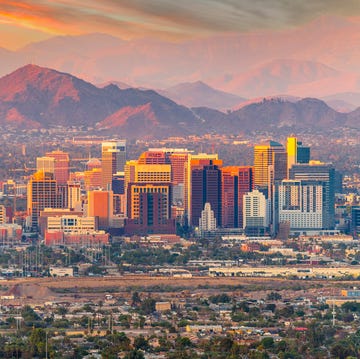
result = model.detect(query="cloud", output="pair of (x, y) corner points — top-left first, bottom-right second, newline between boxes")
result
(1, 0), (360, 42)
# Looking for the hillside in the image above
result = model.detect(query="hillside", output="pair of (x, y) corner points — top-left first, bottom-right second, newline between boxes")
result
(0, 64), (201, 138)
(0, 65), (357, 139)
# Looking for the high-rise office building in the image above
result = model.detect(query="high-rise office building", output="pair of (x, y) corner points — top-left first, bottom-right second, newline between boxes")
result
(199, 203), (217, 234)
(277, 180), (324, 232)
(243, 189), (270, 236)
(112, 172), (125, 195)
(268, 151), (288, 203)
(287, 137), (297, 172)
(45, 150), (70, 185)
(191, 164), (222, 227)
(138, 148), (190, 205)
(352, 208), (360, 238)
(112, 173), (126, 216)
(101, 140), (126, 190)
(87, 190), (113, 229)
(169, 152), (189, 205)
(124, 158), (172, 214)
(138, 148), (190, 184)
(84, 168), (102, 191)
(297, 141), (310, 164)
(27, 171), (60, 231)
(137, 150), (167, 164)
(289, 163), (335, 230)
(221, 166), (254, 228)
(124, 151), (174, 234)
(68, 182), (82, 211)
(0, 205), (6, 224)
(185, 154), (222, 225)
(286, 136), (310, 173)
(169, 152), (189, 185)
(57, 184), (68, 209)
(134, 164), (172, 183)
(254, 141), (285, 192)
(125, 183), (174, 234)
(36, 156), (55, 176)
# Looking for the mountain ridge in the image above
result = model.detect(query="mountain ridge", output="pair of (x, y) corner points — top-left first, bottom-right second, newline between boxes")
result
(0, 64), (359, 140)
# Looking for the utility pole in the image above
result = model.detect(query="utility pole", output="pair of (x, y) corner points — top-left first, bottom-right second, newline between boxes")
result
(45, 330), (48, 359)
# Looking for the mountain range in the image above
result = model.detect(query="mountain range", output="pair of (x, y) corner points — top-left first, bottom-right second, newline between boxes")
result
(0, 65), (201, 137)
(0, 64), (359, 139)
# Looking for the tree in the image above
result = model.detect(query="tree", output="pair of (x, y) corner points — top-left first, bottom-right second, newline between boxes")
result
(265, 303), (276, 312)
(131, 292), (142, 307)
(124, 349), (145, 359)
(267, 292), (282, 300)
(276, 305), (294, 318)
(306, 322), (325, 348)
(139, 298), (156, 315)
(110, 332), (131, 350)
(55, 306), (68, 316)
(118, 314), (131, 328)
(134, 335), (149, 351)
(22, 305), (40, 322)
(342, 301), (360, 313)
(261, 337), (274, 349)
(29, 328), (47, 358)
(330, 341), (355, 359)
(209, 293), (231, 304)
(175, 336), (193, 350)
(249, 350), (270, 359)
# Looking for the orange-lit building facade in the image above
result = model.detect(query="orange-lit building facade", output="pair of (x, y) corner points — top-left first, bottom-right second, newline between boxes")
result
(221, 166), (254, 228)
(84, 168), (102, 190)
(46, 150), (70, 185)
(87, 190), (113, 229)
(27, 171), (61, 231)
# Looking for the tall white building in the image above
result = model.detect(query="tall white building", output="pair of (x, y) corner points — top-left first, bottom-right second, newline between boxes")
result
(199, 202), (217, 233)
(67, 182), (82, 211)
(243, 190), (270, 233)
(278, 180), (323, 231)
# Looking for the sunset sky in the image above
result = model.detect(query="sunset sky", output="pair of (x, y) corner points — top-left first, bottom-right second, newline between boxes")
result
(1, 0), (360, 50)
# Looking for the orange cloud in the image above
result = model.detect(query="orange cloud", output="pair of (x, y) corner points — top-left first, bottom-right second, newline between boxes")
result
(1, 0), (360, 47)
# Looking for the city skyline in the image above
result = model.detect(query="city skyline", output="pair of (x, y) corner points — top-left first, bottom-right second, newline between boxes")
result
(0, 2), (360, 357)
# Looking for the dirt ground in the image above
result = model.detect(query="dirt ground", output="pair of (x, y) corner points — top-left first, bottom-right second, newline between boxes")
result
(0, 275), (351, 305)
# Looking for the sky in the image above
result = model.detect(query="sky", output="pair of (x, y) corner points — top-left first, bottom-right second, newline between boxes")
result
(1, 0), (360, 50)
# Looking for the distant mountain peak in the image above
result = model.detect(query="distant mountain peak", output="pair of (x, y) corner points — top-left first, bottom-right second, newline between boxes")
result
(0, 64), (82, 104)
(162, 80), (246, 111)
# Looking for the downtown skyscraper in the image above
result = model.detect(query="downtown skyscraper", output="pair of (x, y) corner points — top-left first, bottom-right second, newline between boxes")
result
(101, 140), (126, 190)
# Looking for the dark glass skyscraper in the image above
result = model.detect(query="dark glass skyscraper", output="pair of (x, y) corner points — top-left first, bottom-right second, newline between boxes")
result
(297, 141), (310, 164)
(191, 165), (222, 227)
